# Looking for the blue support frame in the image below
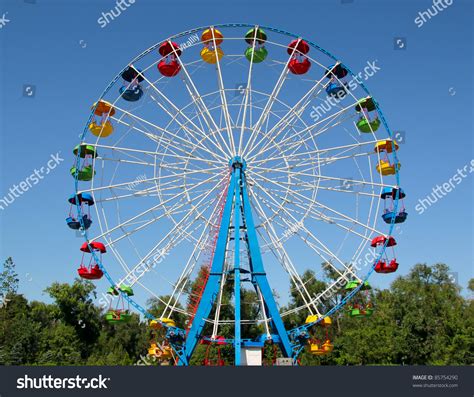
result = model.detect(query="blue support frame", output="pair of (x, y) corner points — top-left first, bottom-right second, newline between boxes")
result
(233, 167), (242, 365)
(181, 167), (237, 365)
(240, 170), (294, 358)
(182, 158), (294, 364)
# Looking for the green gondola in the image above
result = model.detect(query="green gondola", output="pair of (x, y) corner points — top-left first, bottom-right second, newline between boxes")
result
(356, 117), (381, 133)
(244, 27), (267, 44)
(355, 97), (376, 112)
(105, 310), (132, 323)
(344, 280), (371, 291)
(73, 144), (97, 158)
(245, 47), (268, 63)
(70, 165), (95, 181)
(107, 286), (119, 296)
(119, 285), (134, 296)
(348, 306), (374, 318)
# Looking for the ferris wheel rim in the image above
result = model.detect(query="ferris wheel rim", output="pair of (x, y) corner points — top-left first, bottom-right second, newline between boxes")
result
(71, 23), (403, 338)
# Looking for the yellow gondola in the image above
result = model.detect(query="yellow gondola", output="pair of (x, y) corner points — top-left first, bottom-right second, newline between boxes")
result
(376, 160), (401, 176)
(148, 343), (161, 357)
(149, 320), (160, 330)
(200, 47), (224, 64)
(305, 314), (332, 327)
(309, 339), (333, 356)
(149, 317), (176, 328)
(161, 346), (173, 359)
(201, 28), (224, 45)
(88, 120), (114, 138)
(148, 343), (173, 360)
(374, 139), (399, 153)
(92, 100), (115, 116)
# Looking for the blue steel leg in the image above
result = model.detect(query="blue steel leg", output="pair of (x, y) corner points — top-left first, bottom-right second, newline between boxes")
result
(182, 158), (293, 364)
(182, 170), (237, 365)
(240, 172), (294, 358)
(233, 167), (242, 365)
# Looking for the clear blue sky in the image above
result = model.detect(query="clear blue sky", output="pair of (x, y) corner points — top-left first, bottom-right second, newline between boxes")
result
(0, 0), (472, 305)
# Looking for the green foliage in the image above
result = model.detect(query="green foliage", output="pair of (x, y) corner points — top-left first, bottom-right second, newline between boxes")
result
(0, 263), (471, 366)
(0, 257), (19, 297)
(307, 264), (473, 365)
(0, 278), (147, 365)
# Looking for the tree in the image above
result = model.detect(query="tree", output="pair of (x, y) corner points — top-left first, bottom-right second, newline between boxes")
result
(0, 262), (471, 366)
(0, 257), (19, 298)
(46, 279), (102, 358)
(324, 264), (472, 365)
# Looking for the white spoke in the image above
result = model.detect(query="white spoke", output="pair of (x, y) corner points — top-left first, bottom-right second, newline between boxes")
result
(242, 39), (301, 156)
(210, 28), (237, 155)
(117, 175), (225, 286)
(167, 40), (233, 157)
(137, 67), (229, 160)
(250, 177), (361, 279)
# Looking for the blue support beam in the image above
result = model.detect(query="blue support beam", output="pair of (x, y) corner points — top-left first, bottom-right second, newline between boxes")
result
(182, 157), (293, 364)
(182, 170), (237, 364)
(233, 167), (242, 365)
(240, 173), (294, 358)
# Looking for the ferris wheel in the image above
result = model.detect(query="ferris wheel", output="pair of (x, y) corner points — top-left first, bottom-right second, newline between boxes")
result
(67, 24), (407, 366)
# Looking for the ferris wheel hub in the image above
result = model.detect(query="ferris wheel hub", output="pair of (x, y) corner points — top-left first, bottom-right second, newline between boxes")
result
(229, 156), (247, 170)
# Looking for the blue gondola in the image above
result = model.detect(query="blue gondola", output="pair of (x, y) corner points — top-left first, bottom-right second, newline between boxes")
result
(120, 85), (143, 102)
(325, 64), (349, 99)
(66, 193), (94, 230)
(380, 187), (407, 224)
(326, 82), (347, 98)
(382, 210), (408, 224)
(120, 66), (144, 102)
(380, 187), (406, 200)
(325, 64), (348, 79)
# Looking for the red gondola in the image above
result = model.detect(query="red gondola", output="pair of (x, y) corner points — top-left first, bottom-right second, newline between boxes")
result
(80, 241), (107, 253)
(370, 235), (396, 248)
(201, 336), (226, 366)
(77, 241), (106, 280)
(287, 39), (311, 75)
(371, 236), (399, 274)
(374, 259), (399, 274)
(288, 58), (311, 75)
(158, 41), (182, 77)
(78, 265), (103, 280)
(158, 59), (181, 77)
(159, 41), (182, 57)
(287, 39), (310, 55)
